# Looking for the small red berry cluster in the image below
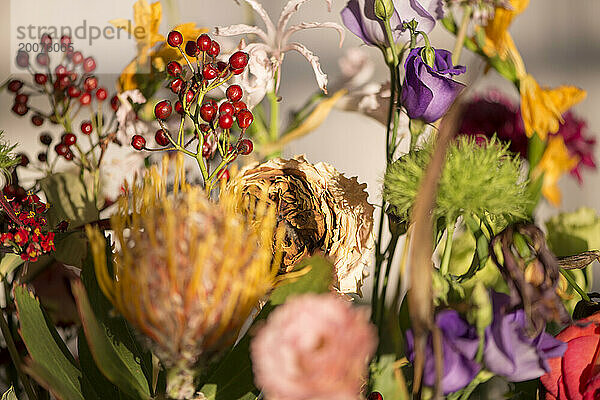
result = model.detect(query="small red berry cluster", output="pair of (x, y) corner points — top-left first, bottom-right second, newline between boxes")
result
(0, 192), (66, 262)
(7, 34), (123, 173)
(131, 31), (254, 187)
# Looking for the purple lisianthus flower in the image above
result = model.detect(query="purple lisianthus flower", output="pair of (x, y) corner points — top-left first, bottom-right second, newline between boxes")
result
(484, 291), (567, 382)
(406, 310), (480, 394)
(341, 0), (442, 47)
(401, 47), (466, 123)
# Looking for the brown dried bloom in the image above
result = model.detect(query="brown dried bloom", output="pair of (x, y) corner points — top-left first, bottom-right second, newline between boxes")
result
(229, 156), (374, 295)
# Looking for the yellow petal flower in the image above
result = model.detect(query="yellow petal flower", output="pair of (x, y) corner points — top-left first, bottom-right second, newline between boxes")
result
(533, 136), (579, 206)
(484, 0), (530, 50)
(87, 155), (282, 373)
(520, 74), (587, 140)
(151, 23), (209, 72)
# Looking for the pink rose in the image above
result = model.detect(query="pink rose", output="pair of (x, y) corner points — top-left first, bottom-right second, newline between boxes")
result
(251, 294), (377, 400)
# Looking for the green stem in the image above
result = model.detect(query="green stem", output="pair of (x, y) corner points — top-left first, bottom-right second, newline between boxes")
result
(0, 307), (37, 400)
(267, 90), (279, 143)
(382, 18), (399, 67)
(439, 220), (456, 276)
(560, 268), (590, 302)
(452, 5), (472, 65)
(377, 232), (400, 333)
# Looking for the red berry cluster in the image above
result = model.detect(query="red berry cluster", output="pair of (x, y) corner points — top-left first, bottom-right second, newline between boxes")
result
(131, 31), (254, 187)
(7, 34), (125, 175)
(0, 192), (63, 262)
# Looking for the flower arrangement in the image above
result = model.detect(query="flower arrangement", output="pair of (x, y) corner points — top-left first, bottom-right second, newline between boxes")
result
(0, 0), (598, 399)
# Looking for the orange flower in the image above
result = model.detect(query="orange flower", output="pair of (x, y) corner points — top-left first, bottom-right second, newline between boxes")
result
(533, 136), (579, 206)
(519, 74), (586, 140)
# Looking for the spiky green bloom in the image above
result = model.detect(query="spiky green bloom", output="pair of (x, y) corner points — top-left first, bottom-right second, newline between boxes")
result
(0, 132), (18, 183)
(384, 136), (532, 224)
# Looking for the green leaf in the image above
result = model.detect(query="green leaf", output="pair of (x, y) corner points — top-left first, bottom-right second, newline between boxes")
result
(77, 329), (121, 400)
(80, 239), (154, 397)
(72, 280), (151, 400)
(14, 285), (84, 400)
(199, 255), (334, 400)
(38, 172), (99, 229)
(370, 354), (409, 400)
(269, 254), (334, 305)
(0, 254), (24, 278)
(1, 387), (17, 400)
(53, 231), (88, 268)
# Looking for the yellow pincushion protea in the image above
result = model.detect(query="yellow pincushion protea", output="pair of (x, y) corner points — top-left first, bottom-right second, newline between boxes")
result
(86, 156), (281, 377)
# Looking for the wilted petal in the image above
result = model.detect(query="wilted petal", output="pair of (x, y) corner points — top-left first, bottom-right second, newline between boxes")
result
(283, 42), (328, 93)
(278, 0), (334, 34)
(236, 0), (276, 39)
(281, 22), (345, 48)
(214, 24), (269, 43)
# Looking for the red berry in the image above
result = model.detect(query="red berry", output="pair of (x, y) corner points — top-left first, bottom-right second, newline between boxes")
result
(236, 109), (254, 129)
(197, 34), (211, 52)
(31, 115), (44, 126)
(37, 153), (47, 162)
(208, 41), (220, 57)
(202, 142), (211, 158)
(231, 67), (245, 75)
(63, 150), (74, 161)
(57, 75), (71, 90)
(218, 169), (230, 181)
(110, 95), (120, 111)
(16, 51), (29, 68)
(200, 102), (217, 122)
(34, 73), (48, 85)
(83, 57), (96, 73)
(167, 30), (183, 47)
(67, 85), (81, 98)
(40, 33), (52, 50)
(7, 80), (23, 92)
(167, 61), (182, 77)
(169, 78), (184, 94)
(83, 76), (98, 91)
(55, 65), (68, 77)
(185, 41), (198, 57)
(96, 87), (107, 101)
(55, 143), (68, 156)
(63, 133), (77, 146)
(226, 85), (243, 102)
(36, 53), (49, 66)
(216, 61), (228, 73)
(219, 102), (235, 116)
(17, 153), (29, 167)
(218, 114), (234, 129)
(40, 133), (52, 145)
(200, 124), (211, 133)
(15, 93), (28, 104)
(237, 139), (253, 155)
(131, 135), (146, 150)
(154, 100), (173, 120)
(79, 92), (91, 105)
(185, 89), (195, 104)
(155, 129), (170, 146)
(60, 35), (71, 46)
(72, 51), (83, 64)
(80, 121), (92, 135)
(232, 100), (247, 114)
(11, 103), (28, 116)
(2, 185), (16, 198)
(229, 51), (249, 70)
(367, 392), (383, 400)
(202, 64), (218, 80)
(174, 100), (184, 114)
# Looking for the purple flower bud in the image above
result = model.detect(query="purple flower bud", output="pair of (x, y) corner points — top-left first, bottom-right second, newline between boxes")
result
(341, 0), (441, 47)
(484, 292), (567, 382)
(401, 47), (466, 123)
(406, 310), (481, 394)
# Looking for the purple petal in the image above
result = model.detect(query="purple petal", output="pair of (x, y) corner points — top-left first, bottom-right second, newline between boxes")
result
(341, 0), (376, 46)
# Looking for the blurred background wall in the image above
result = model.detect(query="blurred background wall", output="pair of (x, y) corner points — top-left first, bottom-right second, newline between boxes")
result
(0, 0), (598, 282)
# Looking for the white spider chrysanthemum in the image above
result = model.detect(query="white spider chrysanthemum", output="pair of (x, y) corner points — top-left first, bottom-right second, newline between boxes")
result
(215, 0), (344, 104)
